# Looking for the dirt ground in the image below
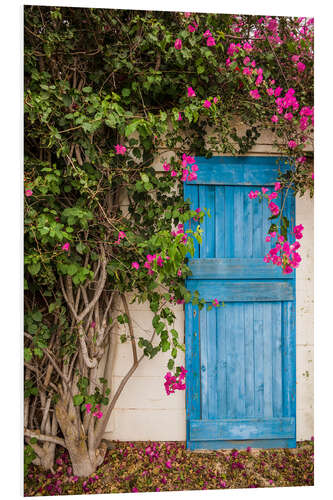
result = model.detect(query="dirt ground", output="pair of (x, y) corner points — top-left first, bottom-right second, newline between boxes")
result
(24, 439), (314, 496)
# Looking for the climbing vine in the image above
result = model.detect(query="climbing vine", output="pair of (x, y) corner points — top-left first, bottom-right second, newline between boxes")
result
(24, 6), (313, 477)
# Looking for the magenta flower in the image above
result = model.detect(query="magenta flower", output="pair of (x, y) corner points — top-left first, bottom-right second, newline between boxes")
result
(25, 189), (33, 197)
(187, 86), (196, 97)
(268, 201), (279, 216)
(213, 97), (218, 104)
(203, 29), (212, 38)
(261, 187), (268, 194)
(274, 182), (281, 191)
(284, 112), (293, 121)
(265, 235), (271, 242)
(271, 115), (278, 123)
(177, 269), (182, 277)
(85, 403), (92, 414)
(207, 37), (216, 46)
(184, 12), (191, 18)
(165, 460), (172, 469)
(297, 61), (306, 72)
(203, 99), (211, 108)
(62, 242), (70, 252)
(274, 86), (283, 97)
(212, 298), (219, 307)
(243, 56), (251, 65)
(115, 144), (126, 155)
(266, 88), (274, 96)
(174, 39), (182, 50)
(132, 262), (139, 270)
(288, 140), (297, 149)
(91, 321), (96, 328)
(163, 162), (170, 171)
(249, 89), (260, 99)
(243, 42), (253, 52)
(177, 112), (182, 121)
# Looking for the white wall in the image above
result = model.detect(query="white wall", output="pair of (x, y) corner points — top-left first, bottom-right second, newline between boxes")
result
(103, 132), (314, 443)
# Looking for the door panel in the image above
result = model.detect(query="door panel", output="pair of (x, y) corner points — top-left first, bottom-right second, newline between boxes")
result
(184, 156), (296, 450)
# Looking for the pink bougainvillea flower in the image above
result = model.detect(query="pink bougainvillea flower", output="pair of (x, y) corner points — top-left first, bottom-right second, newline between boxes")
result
(212, 298), (219, 307)
(91, 321), (96, 328)
(177, 112), (182, 121)
(288, 140), (297, 149)
(261, 187), (269, 193)
(93, 411), (103, 419)
(274, 182), (281, 191)
(163, 162), (170, 171)
(25, 189), (33, 197)
(203, 99), (212, 108)
(249, 89), (260, 99)
(270, 231), (277, 238)
(62, 242), (70, 252)
(294, 224), (304, 239)
(268, 191), (278, 200)
(266, 88), (274, 96)
(184, 12), (191, 18)
(187, 86), (196, 97)
(274, 87), (283, 97)
(174, 38), (182, 50)
(243, 41), (253, 52)
(171, 170), (177, 177)
(191, 164), (198, 172)
(278, 235), (285, 243)
(311, 172), (314, 180)
(284, 112), (293, 121)
(271, 115), (278, 123)
(207, 37), (216, 46)
(203, 29), (212, 38)
(187, 172), (198, 181)
(115, 144), (126, 155)
(268, 201), (280, 216)
(188, 24), (198, 33)
(85, 403), (92, 414)
(265, 235), (271, 242)
(132, 262), (139, 270)
(177, 269), (182, 277)
(132, 487), (139, 492)
(213, 97), (218, 104)
(157, 256), (164, 267)
(297, 61), (306, 72)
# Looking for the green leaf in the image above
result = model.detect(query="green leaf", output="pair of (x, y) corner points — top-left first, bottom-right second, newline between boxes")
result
(28, 262), (40, 276)
(167, 359), (174, 370)
(24, 348), (32, 362)
(121, 88), (131, 97)
(32, 311), (42, 322)
(73, 394), (84, 406)
(140, 173), (149, 184)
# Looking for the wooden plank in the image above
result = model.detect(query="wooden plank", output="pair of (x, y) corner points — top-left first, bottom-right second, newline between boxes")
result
(234, 187), (243, 258)
(207, 307), (217, 419)
(244, 303), (255, 416)
(186, 280), (295, 302)
(216, 305), (227, 418)
(184, 183), (199, 258)
(236, 303), (246, 418)
(225, 303), (237, 418)
(215, 186), (225, 258)
(199, 307), (208, 419)
(185, 303), (201, 424)
(184, 156), (289, 185)
(189, 417), (296, 441)
(254, 303), (264, 417)
(272, 302), (283, 417)
(188, 258), (294, 279)
(224, 187), (234, 257)
(187, 438), (296, 451)
(243, 186), (253, 257)
(263, 303), (273, 417)
(199, 185), (215, 258)
(282, 301), (296, 418)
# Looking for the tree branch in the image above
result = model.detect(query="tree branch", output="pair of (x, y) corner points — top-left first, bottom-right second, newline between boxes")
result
(24, 429), (66, 447)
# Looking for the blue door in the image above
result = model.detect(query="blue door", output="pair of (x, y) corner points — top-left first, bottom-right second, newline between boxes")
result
(184, 156), (296, 450)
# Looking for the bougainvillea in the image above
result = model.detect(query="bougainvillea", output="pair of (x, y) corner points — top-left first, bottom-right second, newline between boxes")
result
(24, 6), (313, 478)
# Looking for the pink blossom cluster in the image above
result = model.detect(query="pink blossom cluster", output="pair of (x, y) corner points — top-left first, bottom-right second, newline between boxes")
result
(85, 403), (103, 419)
(171, 223), (188, 244)
(248, 186), (304, 273)
(115, 230), (126, 244)
(62, 242), (70, 252)
(263, 234), (302, 274)
(180, 153), (199, 182)
(143, 253), (170, 276)
(114, 144), (126, 155)
(164, 366), (187, 395)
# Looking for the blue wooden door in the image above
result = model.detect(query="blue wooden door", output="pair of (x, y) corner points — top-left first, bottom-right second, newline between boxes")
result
(184, 156), (296, 450)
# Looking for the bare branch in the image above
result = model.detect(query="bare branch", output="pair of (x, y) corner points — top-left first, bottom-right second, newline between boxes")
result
(121, 294), (137, 364)
(24, 429), (66, 447)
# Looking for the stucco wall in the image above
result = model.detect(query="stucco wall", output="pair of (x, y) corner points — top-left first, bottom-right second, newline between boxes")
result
(103, 134), (314, 443)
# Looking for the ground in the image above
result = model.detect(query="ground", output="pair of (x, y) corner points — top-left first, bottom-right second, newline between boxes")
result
(24, 439), (314, 495)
